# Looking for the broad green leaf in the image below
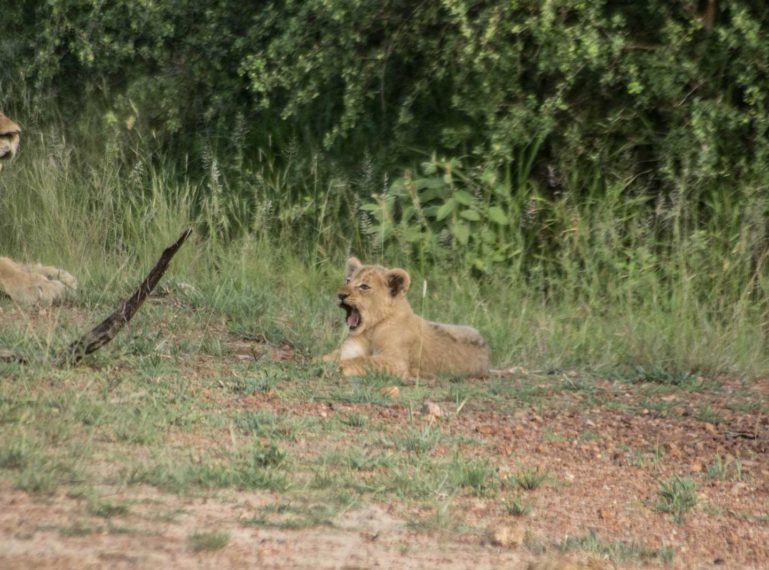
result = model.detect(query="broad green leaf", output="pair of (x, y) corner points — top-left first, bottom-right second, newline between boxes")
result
(481, 226), (496, 244)
(388, 179), (407, 196)
(436, 198), (456, 221)
(460, 209), (481, 221)
(454, 190), (475, 206)
(403, 227), (424, 243)
(452, 221), (470, 245)
(487, 206), (509, 225)
(422, 177), (446, 190)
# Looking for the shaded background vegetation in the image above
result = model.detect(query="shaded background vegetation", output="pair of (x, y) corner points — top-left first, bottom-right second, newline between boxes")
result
(2, 0), (769, 372)
(5, 1), (768, 184)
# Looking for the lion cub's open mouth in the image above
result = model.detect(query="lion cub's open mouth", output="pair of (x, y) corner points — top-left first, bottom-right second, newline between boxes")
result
(341, 302), (362, 330)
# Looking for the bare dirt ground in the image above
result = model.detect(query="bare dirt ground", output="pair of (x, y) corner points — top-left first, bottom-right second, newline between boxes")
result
(1, 304), (768, 569)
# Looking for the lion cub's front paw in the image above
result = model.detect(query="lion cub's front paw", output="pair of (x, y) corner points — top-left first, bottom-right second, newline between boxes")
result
(25, 263), (78, 291)
(34, 277), (68, 304)
(10, 273), (67, 305)
(340, 362), (364, 377)
(322, 350), (340, 363)
(2, 270), (74, 305)
(52, 269), (77, 291)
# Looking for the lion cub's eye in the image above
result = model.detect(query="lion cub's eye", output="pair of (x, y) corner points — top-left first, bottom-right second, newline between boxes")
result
(359, 283), (370, 290)
(345, 278), (351, 284)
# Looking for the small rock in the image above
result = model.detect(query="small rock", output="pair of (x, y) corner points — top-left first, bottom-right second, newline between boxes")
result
(487, 522), (525, 548)
(690, 461), (703, 473)
(730, 482), (747, 494)
(419, 401), (442, 421)
(379, 386), (400, 399)
(704, 423), (717, 434)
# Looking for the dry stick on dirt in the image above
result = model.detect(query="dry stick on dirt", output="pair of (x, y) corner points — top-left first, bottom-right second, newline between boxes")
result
(57, 228), (193, 366)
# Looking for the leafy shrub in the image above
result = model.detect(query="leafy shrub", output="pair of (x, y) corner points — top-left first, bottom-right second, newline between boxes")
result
(4, 1), (769, 199)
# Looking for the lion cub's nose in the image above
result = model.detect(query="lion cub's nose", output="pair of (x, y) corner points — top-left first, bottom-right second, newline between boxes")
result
(338, 292), (349, 302)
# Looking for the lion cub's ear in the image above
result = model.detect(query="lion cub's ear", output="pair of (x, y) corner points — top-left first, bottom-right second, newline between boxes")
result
(385, 268), (411, 297)
(346, 257), (363, 277)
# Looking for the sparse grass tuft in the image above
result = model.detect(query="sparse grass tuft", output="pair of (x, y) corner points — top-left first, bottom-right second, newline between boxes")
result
(396, 426), (444, 456)
(619, 366), (698, 387)
(242, 502), (336, 529)
(251, 441), (287, 468)
(509, 467), (547, 491)
(706, 454), (727, 481)
(694, 404), (722, 425)
(451, 457), (498, 497)
(655, 476), (697, 524)
(89, 500), (130, 518)
(560, 529), (675, 564)
(60, 521), (94, 537)
(188, 530), (230, 552)
(503, 496), (531, 517)
(341, 412), (368, 428)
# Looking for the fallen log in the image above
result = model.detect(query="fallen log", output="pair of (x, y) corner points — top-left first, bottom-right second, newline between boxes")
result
(57, 228), (193, 366)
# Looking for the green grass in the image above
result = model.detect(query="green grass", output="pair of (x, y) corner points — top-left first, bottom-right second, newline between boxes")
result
(503, 496), (531, 517)
(655, 476), (698, 524)
(188, 530), (230, 552)
(694, 404), (723, 425)
(88, 499), (130, 518)
(5, 124), (769, 376)
(1, 122), (768, 566)
(242, 502), (337, 530)
(509, 467), (548, 492)
(450, 457), (498, 497)
(560, 529), (675, 565)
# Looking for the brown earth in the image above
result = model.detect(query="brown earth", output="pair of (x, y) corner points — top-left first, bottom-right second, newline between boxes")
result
(0, 303), (767, 569)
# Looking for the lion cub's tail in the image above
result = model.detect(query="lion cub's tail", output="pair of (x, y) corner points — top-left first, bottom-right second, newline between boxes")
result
(424, 321), (490, 376)
(429, 322), (487, 348)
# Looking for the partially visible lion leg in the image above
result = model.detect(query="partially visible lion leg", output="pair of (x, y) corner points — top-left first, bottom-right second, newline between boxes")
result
(322, 349), (340, 362)
(340, 355), (409, 379)
(0, 256), (74, 304)
(17, 262), (78, 291)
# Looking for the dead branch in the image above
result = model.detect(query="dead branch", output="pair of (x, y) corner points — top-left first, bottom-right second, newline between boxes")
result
(57, 228), (193, 366)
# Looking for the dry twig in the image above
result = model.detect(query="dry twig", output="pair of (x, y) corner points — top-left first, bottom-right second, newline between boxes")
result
(57, 228), (192, 366)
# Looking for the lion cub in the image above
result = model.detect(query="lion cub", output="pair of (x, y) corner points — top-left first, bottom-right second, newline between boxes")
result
(324, 257), (489, 379)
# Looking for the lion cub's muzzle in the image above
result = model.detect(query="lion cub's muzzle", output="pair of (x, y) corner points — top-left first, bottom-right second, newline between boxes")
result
(337, 292), (362, 330)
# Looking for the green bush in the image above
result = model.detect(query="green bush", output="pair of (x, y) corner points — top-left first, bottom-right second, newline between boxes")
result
(4, 1), (769, 196)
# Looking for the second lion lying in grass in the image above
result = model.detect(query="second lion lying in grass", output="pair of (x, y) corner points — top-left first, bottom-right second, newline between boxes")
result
(0, 112), (77, 304)
(323, 257), (489, 379)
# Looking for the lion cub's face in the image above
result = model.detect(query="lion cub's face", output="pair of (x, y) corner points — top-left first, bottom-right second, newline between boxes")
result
(336, 257), (411, 336)
(0, 113), (21, 170)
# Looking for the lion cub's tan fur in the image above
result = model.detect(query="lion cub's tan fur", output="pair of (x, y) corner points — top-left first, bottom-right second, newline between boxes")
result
(0, 112), (77, 304)
(324, 257), (489, 379)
